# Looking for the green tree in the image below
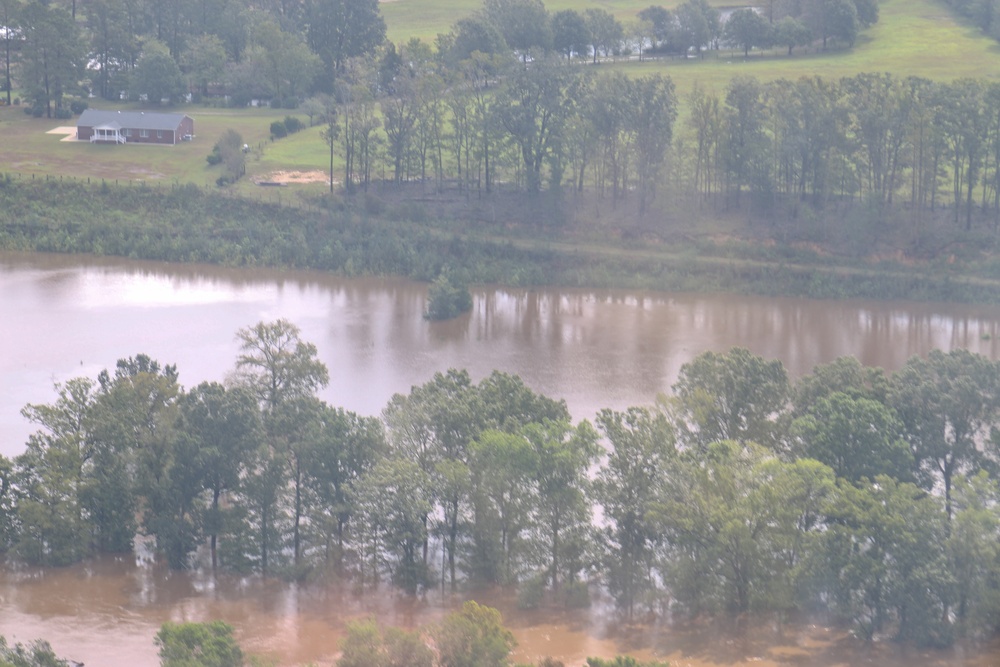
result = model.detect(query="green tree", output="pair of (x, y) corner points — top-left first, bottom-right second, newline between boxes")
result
(155, 621), (244, 667)
(19, 0), (84, 117)
(435, 601), (515, 667)
(890, 349), (1000, 520)
(180, 382), (261, 570)
(306, 0), (386, 81)
(383, 369), (484, 587)
(180, 34), (227, 98)
(85, 0), (138, 100)
(234, 319), (329, 411)
(496, 56), (580, 193)
(724, 8), (772, 57)
(948, 472), (1000, 637)
(791, 392), (913, 483)
(0, 636), (67, 667)
(337, 619), (433, 667)
(671, 347), (789, 451)
(583, 8), (622, 63)
(483, 0), (551, 58)
(821, 476), (952, 644)
(551, 9), (590, 60)
(352, 458), (432, 593)
(526, 419), (599, 591)
(14, 378), (95, 565)
(594, 407), (675, 617)
(132, 40), (185, 104)
(303, 405), (385, 571)
(773, 16), (812, 55)
(656, 442), (835, 613)
(85, 355), (180, 554)
(468, 429), (538, 585)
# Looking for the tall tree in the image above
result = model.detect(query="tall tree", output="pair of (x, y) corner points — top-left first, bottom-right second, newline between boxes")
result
(19, 0), (84, 116)
(180, 382), (261, 570)
(890, 349), (1000, 520)
(595, 407), (675, 618)
(306, 0), (385, 83)
(671, 347), (789, 450)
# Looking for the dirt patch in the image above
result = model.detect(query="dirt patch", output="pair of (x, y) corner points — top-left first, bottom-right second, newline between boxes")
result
(257, 170), (334, 185)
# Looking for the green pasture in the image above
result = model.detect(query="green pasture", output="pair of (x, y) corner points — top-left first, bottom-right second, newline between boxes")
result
(2, 0), (1000, 189)
(605, 0), (1000, 97)
(381, 0), (735, 43)
(0, 104), (318, 188)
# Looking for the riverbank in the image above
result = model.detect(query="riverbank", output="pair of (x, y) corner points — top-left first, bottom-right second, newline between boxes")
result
(3, 177), (1000, 305)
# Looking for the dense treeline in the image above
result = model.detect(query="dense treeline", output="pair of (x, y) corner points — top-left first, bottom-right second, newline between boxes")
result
(0, 0), (880, 112)
(4, 321), (1000, 646)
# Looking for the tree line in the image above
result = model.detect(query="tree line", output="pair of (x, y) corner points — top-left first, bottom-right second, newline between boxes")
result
(0, 0), (879, 116)
(5, 321), (1000, 645)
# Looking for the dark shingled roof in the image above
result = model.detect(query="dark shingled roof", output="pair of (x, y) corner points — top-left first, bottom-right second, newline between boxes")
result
(77, 109), (190, 131)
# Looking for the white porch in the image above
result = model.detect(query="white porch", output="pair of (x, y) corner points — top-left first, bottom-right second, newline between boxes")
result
(89, 122), (126, 144)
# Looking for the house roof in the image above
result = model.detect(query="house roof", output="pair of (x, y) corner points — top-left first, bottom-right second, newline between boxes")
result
(77, 109), (191, 131)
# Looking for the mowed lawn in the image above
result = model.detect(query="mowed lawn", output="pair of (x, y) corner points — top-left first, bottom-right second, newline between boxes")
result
(2, 0), (1000, 188)
(0, 105), (322, 188)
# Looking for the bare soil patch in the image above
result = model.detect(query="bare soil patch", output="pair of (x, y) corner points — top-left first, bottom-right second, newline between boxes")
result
(257, 170), (333, 185)
(46, 126), (81, 142)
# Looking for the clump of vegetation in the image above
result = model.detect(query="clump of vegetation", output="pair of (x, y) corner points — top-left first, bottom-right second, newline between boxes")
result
(206, 129), (246, 186)
(156, 621), (244, 667)
(425, 271), (473, 320)
(269, 115), (304, 139)
(0, 636), (67, 667)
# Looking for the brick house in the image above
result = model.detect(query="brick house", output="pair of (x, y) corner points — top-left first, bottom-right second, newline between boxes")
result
(76, 109), (195, 145)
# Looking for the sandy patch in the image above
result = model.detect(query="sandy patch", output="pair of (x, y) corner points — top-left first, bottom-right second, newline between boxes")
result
(46, 126), (82, 142)
(258, 170), (335, 185)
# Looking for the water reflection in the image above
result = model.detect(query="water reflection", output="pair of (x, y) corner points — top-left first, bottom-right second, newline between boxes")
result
(6, 251), (1000, 458)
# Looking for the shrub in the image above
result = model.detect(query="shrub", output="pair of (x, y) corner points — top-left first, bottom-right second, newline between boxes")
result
(283, 115), (304, 134)
(269, 120), (287, 138)
(517, 575), (546, 609)
(70, 100), (89, 115)
(206, 151), (223, 166)
(54, 107), (73, 119)
(425, 271), (473, 321)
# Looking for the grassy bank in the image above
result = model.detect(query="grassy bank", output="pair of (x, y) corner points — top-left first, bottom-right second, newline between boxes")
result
(3, 176), (1000, 304)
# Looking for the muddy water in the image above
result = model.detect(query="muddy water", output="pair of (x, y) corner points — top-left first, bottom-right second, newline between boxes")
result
(1, 555), (998, 667)
(5, 250), (1000, 457)
(6, 250), (1000, 665)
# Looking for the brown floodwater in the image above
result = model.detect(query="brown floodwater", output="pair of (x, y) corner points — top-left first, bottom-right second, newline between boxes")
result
(2, 554), (1000, 667)
(6, 250), (1000, 665)
(5, 250), (1000, 458)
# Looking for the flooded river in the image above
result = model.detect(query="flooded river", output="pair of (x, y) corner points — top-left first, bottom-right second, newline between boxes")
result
(5, 250), (1000, 665)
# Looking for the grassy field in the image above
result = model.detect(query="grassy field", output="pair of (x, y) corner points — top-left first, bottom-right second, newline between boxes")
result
(380, 0), (738, 43)
(2, 0), (999, 191)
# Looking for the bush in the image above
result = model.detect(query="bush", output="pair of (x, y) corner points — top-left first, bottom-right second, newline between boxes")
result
(517, 575), (546, 609)
(283, 115), (304, 134)
(425, 271), (473, 321)
(269, 120), (287, 139)
(54, 107), (72, 119)
(206, 151), (223, 166)
(70, 100), (89, 115)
